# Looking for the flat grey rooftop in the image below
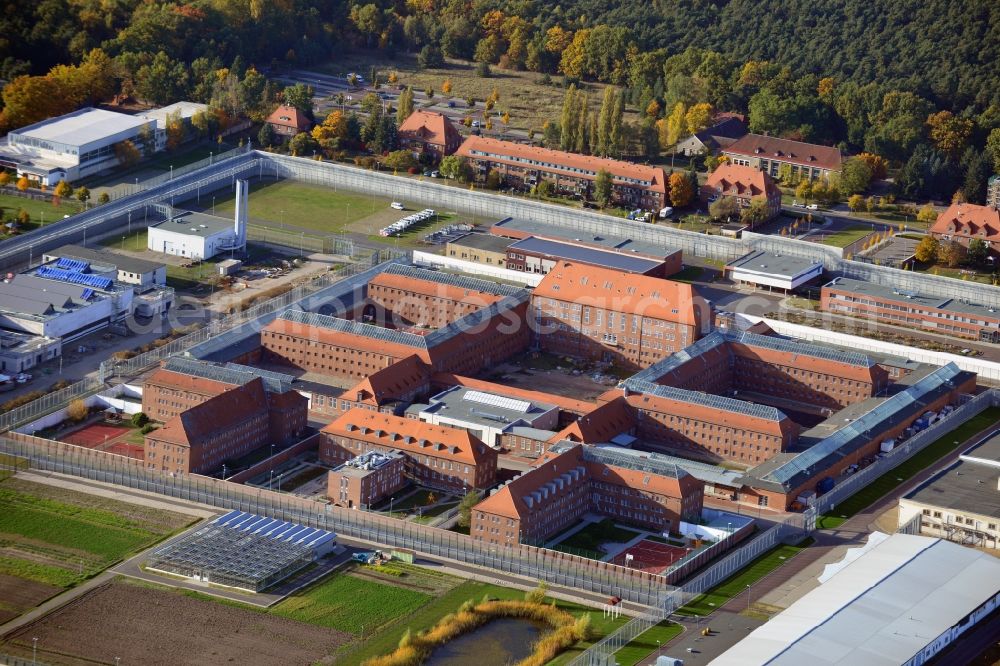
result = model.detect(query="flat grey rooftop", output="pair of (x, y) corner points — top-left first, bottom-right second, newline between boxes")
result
(727, 250), (824, 279)
(825, 276), (1000, 320)
(13, 108), (148, 146)
(422, 385), (557, 427)
(153, 210), (236, 236)
(904, 458), (1000, 520)
(960, 432), (1000, 465)
(447, 232), (515, 253)
(493, 218), (676, 258)
(508, 236), (662, 273)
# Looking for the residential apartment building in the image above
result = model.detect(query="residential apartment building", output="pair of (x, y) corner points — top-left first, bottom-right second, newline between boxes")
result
(531, 261), (710, 370)
(471, 442), (704, 545)
(319, 408), (499, 492)
(702, 163), (782, 226)
(929, 202), (1000, 256)
(327, 450), (408, 509)
(822, 277), (1000, 343)
(722, 134), (842, 181)
(455, 136), (669, 209)
(144, 377), (307, 475)
(398, 110), (464, 158)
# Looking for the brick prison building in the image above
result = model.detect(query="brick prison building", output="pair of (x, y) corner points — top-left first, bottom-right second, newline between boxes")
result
(262, 266), (531, 381)
(455, 135), (670, 210)
(617, 330), (890, 465)
(327, 450), (408, 509)
(531, 261), (711, 370)
(319, 407), (498, 492)
(144, 376), (307, 475)
(471, 442), (704, 545)
(140, 358), (307, 474)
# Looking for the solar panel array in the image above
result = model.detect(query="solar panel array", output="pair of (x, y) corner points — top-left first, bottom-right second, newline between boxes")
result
(423, 292), (529, 348)
(577, 444), (687, 479)
(381, 263), (526, 298)
(762, 363), (963, 485)
(162, 357), (295, 394)
(630, 379), (786, 421)
(728, 330), (874, 368)
(278, 309), (428, 348)
(626, 331), (728, 386)
(35, 266), (113, 291)
(55, 257), (89, 272)
(145, 511), (336, 592)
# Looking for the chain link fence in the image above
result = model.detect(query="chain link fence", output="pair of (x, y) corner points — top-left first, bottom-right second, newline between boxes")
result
(246, 225), (354, 256)
(0, 435), (671, 606)
(107, 145), (249, 201)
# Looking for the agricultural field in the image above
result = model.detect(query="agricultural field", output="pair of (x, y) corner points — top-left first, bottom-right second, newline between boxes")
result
(0, 476), (194, 620)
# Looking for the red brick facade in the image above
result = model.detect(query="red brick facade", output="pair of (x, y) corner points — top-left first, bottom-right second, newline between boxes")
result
(327, 452), (408, 509)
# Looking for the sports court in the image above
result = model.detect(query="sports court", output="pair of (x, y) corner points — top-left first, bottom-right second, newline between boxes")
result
(612, 539), (689, 574)
(60, 422), (144, 461)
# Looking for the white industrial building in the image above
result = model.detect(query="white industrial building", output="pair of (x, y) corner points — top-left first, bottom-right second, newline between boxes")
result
(147, 179), (248, 260)
(725, 250), (825, 293)
(0, 108), (154, 185)
(712, 533), (1000, 666)
(410, 386), (559, 448)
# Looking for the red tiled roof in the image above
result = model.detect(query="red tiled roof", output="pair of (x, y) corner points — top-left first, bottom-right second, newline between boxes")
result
(704, 164), (780, 199)
(455, 136), (668, 194)
(348, 354), (430, 405)
(398, 110), (463, 149)
(553, 397), (635, 444)
(322, 407), (495, 466)
(369, 272), (505, 309)
(150, 379), (269, 448)
(723, 134), (842, 171)
(433, 373), (596, 415)
(533, 261), (702, 326)
(930, 203), (1000, 242)
(144, 367), (236, 398)
(266, 104), (312, 132)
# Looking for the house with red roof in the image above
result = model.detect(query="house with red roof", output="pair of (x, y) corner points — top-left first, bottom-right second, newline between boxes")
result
(455, 135), (669, 209)
(930, 202), (1000, 256)
(702, 163), (782, 226)
(266, 104), (313, 139)
(398, 110), (463, 158)
(722, 133), (842, 181)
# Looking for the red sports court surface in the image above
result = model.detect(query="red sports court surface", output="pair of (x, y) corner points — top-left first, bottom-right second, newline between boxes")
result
(62, 423), (131, 447)
(612, 539), (688, 574)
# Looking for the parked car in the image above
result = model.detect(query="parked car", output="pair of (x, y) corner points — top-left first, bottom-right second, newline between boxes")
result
(471, 120), (480, 128)
(806, 203), (818, 210)
(390, 202), (405, 210)
(14, 373), (31, 384)
(659, 206), (674, 219)
(447, 100), (456, 108)
(430, 170), (440, 178)
(422, 169), (433, 177)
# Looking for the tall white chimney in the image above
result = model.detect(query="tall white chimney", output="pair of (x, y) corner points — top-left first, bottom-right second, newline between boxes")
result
(234, 179), (248, 248)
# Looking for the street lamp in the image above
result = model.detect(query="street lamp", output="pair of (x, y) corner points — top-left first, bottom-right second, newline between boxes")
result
(32, 637), (37, 665)
(746, 584), (752, 614)
(390, 496), (394, 516)
(212, 196), (216, 215)
(169, 165), (173, 181)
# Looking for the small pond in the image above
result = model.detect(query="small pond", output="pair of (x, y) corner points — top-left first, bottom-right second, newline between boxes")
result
(424, 617), (548, 666)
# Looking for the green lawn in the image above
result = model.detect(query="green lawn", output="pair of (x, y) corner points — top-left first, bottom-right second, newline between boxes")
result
(143, 144), (228, 172)
(817, 407), (1000, 529)
(915, 264), (997, 286)
(210, 179), (385, 233)
(100, 227), (148, 252)
(676, 538), (814, 617)
(613, 621), (684, 666)
(0, 192), (82, 229)
(669, 266), (709, 283)
(273, 570), (431, 635)
(551, 519), (641, 559)
(816, 225), (872, 248)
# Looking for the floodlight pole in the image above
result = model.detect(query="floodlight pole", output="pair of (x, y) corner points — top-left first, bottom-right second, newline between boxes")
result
(32, 637), (37, 665)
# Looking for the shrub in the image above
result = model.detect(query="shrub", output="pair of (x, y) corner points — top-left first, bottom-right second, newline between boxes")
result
(525, 581), (547, 604)
(407, 166), (420, 174)
(112, 350), (137, 360)
(140, 424), (156, 435)
(131, 412), (149, 427)
(66, 399), (89, 422)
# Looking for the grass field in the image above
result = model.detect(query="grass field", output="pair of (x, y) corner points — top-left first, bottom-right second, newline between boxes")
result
(817, 407), (1000, 529)
(209, 179), (386, 234)
(676, 538), (814, 617)
(613, 621), (685, 666)
(100, 227), (148, 252)
(0, 477), (193, 591)
(914, 264), (997, 286)
(0, 192), (82, 230)
(273, 570), (431, 635)
(816, 225), (871, 248)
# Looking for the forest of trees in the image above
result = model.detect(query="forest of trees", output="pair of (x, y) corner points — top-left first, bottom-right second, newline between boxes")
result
(2, 0), (998, 201)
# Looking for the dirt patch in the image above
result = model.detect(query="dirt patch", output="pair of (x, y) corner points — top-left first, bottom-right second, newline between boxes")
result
(0, 574), (61, 613)
(8, 581), (350, 666)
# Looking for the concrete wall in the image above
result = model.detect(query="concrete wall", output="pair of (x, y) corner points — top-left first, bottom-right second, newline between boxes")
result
(14, 384), (143, 434)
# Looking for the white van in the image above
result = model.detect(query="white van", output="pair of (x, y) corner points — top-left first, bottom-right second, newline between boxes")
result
(390, 202), (405, 210)
(658, 206), (674, 219)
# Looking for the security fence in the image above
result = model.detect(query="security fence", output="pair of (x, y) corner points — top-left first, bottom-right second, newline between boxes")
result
(246, 224), (354, 256)
(107, 145), (249, 201)
(0, 435), (672, 607)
